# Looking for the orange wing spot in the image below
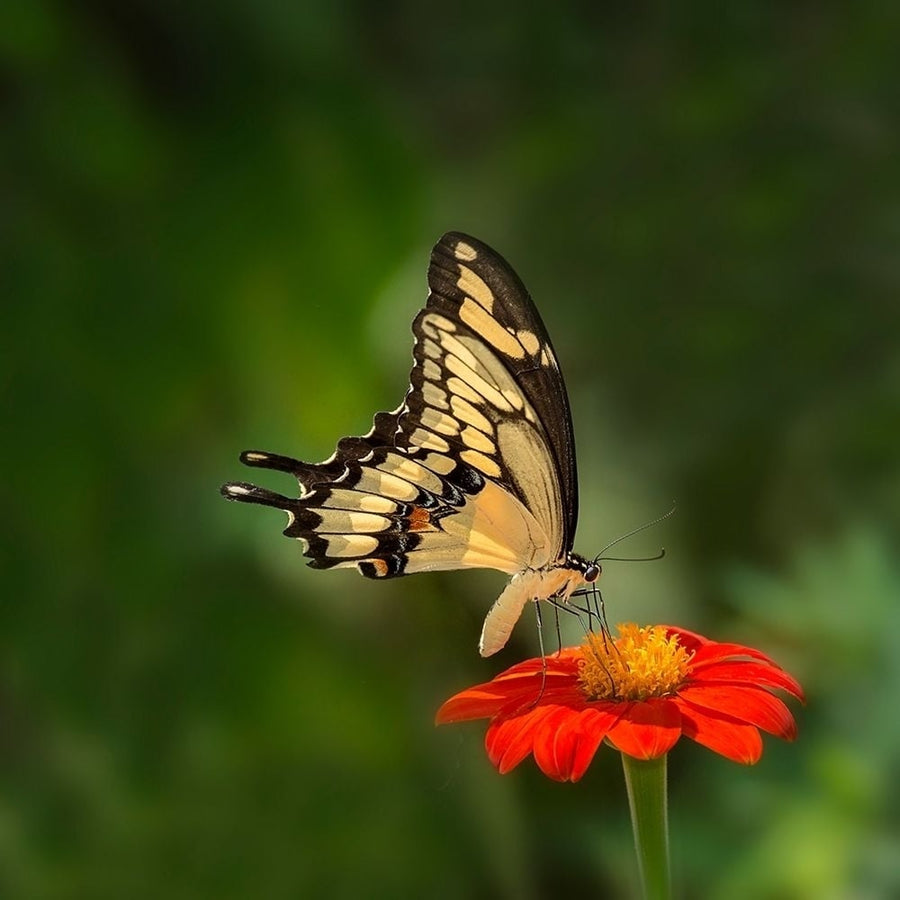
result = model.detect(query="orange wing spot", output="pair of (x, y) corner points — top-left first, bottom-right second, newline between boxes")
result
(408, 506), (432, 532)
(368, 559), (389, 577)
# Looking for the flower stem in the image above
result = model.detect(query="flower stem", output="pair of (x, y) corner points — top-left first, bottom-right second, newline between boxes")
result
(621, 753), (671, 900)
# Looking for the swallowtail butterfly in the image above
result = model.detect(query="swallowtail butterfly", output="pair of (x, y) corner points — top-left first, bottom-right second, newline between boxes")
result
(222, 232), (600, 656)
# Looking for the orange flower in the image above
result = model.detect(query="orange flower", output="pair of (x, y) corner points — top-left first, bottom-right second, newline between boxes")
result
(436, 624), (804, 782)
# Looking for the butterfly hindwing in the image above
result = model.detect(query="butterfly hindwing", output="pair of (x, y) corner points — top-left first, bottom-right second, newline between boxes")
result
(224, 444), (551, 577)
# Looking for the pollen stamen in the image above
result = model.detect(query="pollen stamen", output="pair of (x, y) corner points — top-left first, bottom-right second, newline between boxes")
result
(577, 624), (692, 702)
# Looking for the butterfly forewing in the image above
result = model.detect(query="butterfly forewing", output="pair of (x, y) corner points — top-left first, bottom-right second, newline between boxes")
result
(399, 233), (578, 556)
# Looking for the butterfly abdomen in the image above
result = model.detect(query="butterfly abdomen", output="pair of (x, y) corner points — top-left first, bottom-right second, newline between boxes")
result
(479, 565), (587, 657)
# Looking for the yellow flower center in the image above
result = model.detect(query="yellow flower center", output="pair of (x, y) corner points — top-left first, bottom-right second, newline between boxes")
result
(577, 624), (692, 702)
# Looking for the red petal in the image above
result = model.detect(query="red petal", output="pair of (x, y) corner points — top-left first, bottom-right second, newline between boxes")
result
(606, 699), (682, 760)
(677, 702), (763, 764)
(567, 707), (621, 781)
(548, 712), (581, 781)
(533, 706), (579, 781)
(486, 706), (555, 774)
(662, 626), (711, 652)
(436, 661), (588, 726)
(689, 660), (805, 701)
(690, 641), (777, 669)
(495, 686), (587, 720)
(678, 685), (797, 740)
(491, 671), (579, 693)
(435, 686), (515, 724)
(492, 652), (581, 682)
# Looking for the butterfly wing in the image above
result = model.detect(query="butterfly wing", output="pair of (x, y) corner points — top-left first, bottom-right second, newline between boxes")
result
(221, 232), (579, 581)
(406, 232), (579, 556)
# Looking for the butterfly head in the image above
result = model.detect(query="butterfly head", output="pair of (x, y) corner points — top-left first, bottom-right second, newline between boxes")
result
(569, 553), (601, 584)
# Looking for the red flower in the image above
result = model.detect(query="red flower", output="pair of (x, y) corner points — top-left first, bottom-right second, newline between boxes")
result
(436, 624), (804, 782)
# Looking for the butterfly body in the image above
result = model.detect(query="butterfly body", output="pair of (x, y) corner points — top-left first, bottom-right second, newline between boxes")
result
(223, 233), (598, 656)
(478, 555), (597, 657)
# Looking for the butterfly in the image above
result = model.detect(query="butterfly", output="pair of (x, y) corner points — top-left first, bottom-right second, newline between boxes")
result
(221, 232), (600, 656)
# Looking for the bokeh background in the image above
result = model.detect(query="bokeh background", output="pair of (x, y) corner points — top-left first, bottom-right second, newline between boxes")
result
(4, 3), (899, 897)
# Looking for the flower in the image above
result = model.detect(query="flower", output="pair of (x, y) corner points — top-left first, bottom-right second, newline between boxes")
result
(436, 624), (804, 782)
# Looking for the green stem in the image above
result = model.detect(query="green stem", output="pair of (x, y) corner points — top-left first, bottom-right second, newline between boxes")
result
(621, 753), (671, 900)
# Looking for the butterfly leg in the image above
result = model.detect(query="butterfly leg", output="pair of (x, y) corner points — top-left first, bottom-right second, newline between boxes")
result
(532, 600), (549, 706)
(592, 585), (611, 644)
(566, 584), (610, 639)
(546, 593), (593, 644)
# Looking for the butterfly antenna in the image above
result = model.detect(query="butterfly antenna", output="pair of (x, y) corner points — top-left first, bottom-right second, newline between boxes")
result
(593, 503), (677, 562)
(600, 548), (667, 563)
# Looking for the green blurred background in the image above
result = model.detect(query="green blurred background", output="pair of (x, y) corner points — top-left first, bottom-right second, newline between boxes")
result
(3, 2), (899, 897)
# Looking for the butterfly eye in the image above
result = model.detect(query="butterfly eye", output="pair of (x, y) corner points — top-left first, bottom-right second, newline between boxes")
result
(583, 563), (601, 583)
